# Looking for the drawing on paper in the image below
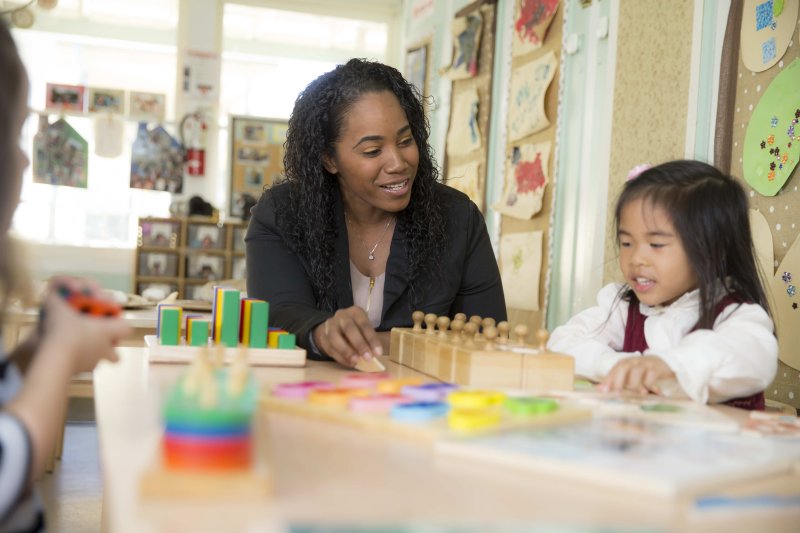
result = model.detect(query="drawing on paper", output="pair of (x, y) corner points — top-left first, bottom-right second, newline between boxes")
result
(508, 51), (557, 142)
(446, 88), (482, 157)
(513, 0), (560, 56)
(446, 160), (483, 212)
(446, 12), (482, 80)
(493, 141), (550, 219)
(500, 231), (542, 311)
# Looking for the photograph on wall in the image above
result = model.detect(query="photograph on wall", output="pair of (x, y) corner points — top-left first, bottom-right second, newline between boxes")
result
(229, 115), (287, 219)
(87, 87), (125, 114)
(130, 123), (184, 193)
(500, 230), (542, 311)
(508, 51), (558, 142)
(187, 224), (225, 250)
(494, 141), (551, 220)
(139, 220), (180, 248)
(446, 87), (482, 157)
(45, 83), (85, 112)
(445, 12), (482, 80)
(138, 252), (178, 277)
(512, 0), (560, 56)
(405, 42), (429, 96)
(32, 118), (88, 188)
(446, 160), (483, 212)
(742, 58), (800, 197)
(186, 254), (224, 281)
(740, 0), (798, 72)
(128, 91), (166, 122)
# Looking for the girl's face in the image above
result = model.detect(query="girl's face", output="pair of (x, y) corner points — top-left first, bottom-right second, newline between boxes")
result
(1, 76), (29, 233)
(618, 197), (698, 307)
(323, 90), (418, 218)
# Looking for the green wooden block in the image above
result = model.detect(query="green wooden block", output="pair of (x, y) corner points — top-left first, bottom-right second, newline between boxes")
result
(159, 307), (180, 346)
(220, 290), (241, 347)
(277, 333), (296, 349)
(189, 319), (209, 346)
(248, 301), (269, 348)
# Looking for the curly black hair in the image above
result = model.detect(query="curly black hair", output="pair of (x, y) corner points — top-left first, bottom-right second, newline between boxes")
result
(276, 58), (446, 311)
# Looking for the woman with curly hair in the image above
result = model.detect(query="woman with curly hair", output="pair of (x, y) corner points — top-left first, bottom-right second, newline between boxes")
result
(246, 58), (505, 367)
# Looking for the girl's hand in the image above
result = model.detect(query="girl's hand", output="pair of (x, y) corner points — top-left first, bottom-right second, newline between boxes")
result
(39, 277), (131, 374)
(312, 306), (383, 367)
(599, 355), (676, 395)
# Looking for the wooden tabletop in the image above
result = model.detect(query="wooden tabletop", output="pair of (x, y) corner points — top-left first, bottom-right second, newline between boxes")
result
(93, 347), (800, 533)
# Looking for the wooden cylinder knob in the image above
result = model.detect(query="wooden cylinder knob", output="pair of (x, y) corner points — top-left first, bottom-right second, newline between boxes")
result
(412, 310), (425, 332)
(497, 321), (510, 344)
(483, 325), (498, 348)
(450, 318), (465, 344)
(463, 321), (478, 345)
(481, 317), (496, 331)
(436, 316), (451, 337)
(469, 315), (482, 328)
(513, 324), (529, 346)
(535, 328), (549, 351)
(424, 313), (437, 334)
(453, 312), (467, 323)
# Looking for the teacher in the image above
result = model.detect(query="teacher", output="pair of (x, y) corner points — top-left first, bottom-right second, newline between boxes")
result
(246, 58), (506, 367)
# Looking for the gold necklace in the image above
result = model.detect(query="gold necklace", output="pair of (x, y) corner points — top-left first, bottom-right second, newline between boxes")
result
(346, 213), (395, 261)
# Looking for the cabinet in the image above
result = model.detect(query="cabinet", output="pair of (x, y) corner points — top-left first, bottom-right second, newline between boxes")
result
(135, 217), (247, 299)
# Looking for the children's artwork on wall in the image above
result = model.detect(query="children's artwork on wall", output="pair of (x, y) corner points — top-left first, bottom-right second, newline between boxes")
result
(32, 118), (88, 188)
(129, 91), (166, 122)
(87, 87), (125, 114)
(494, 141), (550, 220)
(445, 12), (483, 80)
(508, 51), (558, 142)
(230, 116), (287, 219)
(130, 123), (184, 193)
(512, 0), (560, 56)
(751, 209), (800, 371)
(742, 58), (800, 196)
(500, 231), (542, 311)
(45, 83), (85, 112)
(740, 0), (799, 72)
(93, 114), (124, 158)
(446, 87), (482, 157)
(405, 42), (429, 97)
(446, 160), (483, 211)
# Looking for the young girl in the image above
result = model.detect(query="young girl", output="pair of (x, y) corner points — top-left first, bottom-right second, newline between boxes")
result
(0, 22), (130, 530)
(548, 160), (777, 408)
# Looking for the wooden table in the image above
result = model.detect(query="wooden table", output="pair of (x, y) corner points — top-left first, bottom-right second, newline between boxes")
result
(94, 348), (800, 533)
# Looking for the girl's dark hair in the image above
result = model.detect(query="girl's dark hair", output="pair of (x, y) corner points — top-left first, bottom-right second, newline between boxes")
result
(276, 58), (445, 311)
(614, 160), (769, 329)
(0, 21), (28, 315)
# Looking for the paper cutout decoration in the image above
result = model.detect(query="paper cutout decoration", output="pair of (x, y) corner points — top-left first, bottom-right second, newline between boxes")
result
(493, 141), (550, 220)
(742, 58), (800, 197)
(129, 91), (166, 122)
(446, 160), (483, 211)
(45, 83), (85, 112)
(500, 231), (543, 311)
(446, 12), (483, 80)
(508, 51), (558, 142)
(446, 87), (482, 157)
(740, 0), (798, 72)
(130, 122), (184, 193)
(87, 87), (125, 114)
(513, 0), (559, 56)
(750, 209), (800, 370)
(32, 118), (88, 188)
(93, 114), (125, 158)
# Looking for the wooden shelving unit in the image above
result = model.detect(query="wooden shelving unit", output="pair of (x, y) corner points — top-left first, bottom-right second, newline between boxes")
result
(135, 216), (247, 299)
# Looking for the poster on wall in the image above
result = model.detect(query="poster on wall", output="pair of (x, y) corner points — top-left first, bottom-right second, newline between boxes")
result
(742, 58), (800, 197)
(508, 51), (558, 142)
(446, 160), (483, 211)
(740, 0), (799, 72)
(445, 12), (483, 80)
(229, 116), (288, 219)
(182, 49), (220, 101)
(494, 141), (550, 220)
(500, 231), (542, 311)
(405, 42), (429, 97)
(129, 123), (184, 193)
(32, 118), (88, 188)
(446, 87), (482, 157)
(512, 0), (560, 56)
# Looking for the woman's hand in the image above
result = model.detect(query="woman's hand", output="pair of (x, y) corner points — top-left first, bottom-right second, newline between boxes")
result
(312, 306), (383, 367)
(599, 355), (676, 395)
(39, 277), (132, 374)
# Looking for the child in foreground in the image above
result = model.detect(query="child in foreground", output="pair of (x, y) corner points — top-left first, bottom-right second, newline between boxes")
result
(0, 22), (130, 530)
(548, 160), (777, 408)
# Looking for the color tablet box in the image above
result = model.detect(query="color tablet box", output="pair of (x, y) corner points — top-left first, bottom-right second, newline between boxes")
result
(157, 304), (182, 346)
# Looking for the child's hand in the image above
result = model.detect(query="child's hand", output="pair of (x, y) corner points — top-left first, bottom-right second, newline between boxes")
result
(39, 277), (131, 374)
(599, 355), (676, 395)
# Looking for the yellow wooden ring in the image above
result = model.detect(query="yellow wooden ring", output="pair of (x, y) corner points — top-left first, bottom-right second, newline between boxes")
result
(447, 390), (506, 409)
(447, 408), (501, 431)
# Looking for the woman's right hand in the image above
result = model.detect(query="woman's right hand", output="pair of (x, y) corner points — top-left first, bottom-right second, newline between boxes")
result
(39, 277), (132, 374)
(312, 306), (383, 367)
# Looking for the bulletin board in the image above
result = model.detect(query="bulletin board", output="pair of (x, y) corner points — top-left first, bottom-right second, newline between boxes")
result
(716, 0), (800, 410)
(498, 1), (563, 332)
(442, 0), (497, 213)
